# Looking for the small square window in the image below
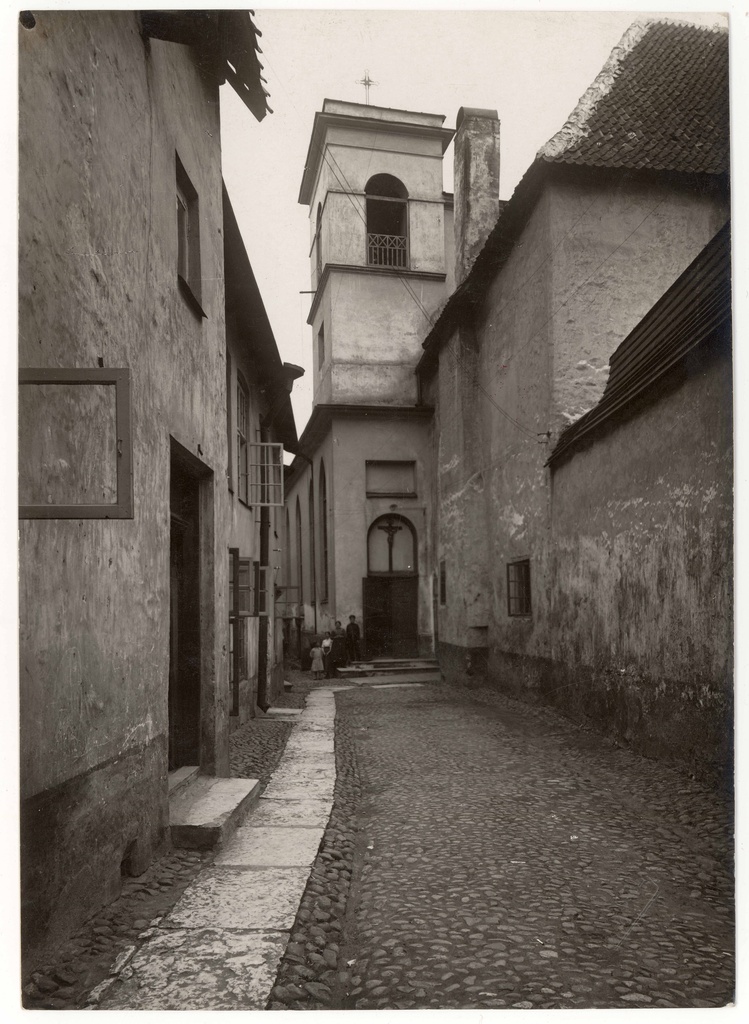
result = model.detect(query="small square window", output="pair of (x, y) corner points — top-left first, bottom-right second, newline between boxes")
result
(507, 559), (531, 616)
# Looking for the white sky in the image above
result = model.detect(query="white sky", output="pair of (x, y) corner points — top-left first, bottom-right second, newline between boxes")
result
(219, 7), (729, 441)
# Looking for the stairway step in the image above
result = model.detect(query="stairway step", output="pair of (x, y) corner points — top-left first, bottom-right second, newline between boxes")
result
(339, 664), (438, 678)
(337, 670), (441, 685)
(167, 765), (200, 798)
(170, 776), (260, 851)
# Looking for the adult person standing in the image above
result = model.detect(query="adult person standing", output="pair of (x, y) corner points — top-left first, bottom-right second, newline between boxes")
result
(346, 614), (361, 663)
(330, 620), (347, 677)
(321, 631), (333, 679)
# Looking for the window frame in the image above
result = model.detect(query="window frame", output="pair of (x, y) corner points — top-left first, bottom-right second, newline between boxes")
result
(507, 559), (532, 617)
(236, 373), (250, 505)
(176, 153), (206, 319)
(365, 459), (417, 499)
(19, 367), (133, 519)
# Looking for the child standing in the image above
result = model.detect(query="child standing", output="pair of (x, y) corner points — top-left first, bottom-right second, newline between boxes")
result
(309, 641), (324, 681)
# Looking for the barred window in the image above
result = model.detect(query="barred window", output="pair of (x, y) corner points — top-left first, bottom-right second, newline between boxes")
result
(507, 559), (531, 617)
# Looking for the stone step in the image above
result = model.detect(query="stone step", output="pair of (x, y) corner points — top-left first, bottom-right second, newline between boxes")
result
(264, 708), (304, 722)
(356, 658), (438, 668)
(167, 765), (200, 798)
(338, 663), (439, 678)
(170, 776), (261, 851)
(338, 670), (441, 685)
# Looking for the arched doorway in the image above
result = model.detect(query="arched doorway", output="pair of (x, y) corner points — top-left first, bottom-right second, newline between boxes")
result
(363, 514), (418, 658)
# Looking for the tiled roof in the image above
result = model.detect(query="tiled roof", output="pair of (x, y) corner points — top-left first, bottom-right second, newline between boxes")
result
(538, 20), (729, 174)
(417, 19), (729, 369)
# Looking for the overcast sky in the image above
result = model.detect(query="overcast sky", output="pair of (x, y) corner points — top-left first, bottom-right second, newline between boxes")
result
(218, 7), (729, 442)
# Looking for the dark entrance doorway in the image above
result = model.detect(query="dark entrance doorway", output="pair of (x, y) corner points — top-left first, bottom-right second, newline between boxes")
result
(363, 513), (418, 658)
(169, 455), (201, 769)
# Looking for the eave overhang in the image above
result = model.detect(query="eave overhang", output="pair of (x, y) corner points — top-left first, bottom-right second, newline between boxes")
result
(140, 9), (271, 120)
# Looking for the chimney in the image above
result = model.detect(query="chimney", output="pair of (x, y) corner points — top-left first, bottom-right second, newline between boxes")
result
(453, 107), (500, 286)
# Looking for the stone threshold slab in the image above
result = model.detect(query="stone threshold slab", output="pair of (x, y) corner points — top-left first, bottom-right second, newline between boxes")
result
(166, 866), (311, 930)
(215, 826), (324, 867)
(102, 928), (288, 1010)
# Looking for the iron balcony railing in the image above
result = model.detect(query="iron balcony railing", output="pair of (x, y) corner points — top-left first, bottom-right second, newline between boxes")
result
(367, 233), (407, 268)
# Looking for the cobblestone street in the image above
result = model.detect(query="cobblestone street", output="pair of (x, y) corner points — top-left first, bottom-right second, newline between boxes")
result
(273, 680), (734, 1011)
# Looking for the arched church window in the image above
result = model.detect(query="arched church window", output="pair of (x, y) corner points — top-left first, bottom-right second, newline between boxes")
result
(365, 174), (408, 269)
(308, 478), (317, 604)
(319, 460), (329, 601)
(316, 203), (323, 278)
(296, 497), (304, 603)
(367, 514), (417, 575)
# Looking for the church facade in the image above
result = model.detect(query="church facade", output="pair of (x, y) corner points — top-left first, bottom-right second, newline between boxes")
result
(283, 101), (497, 658)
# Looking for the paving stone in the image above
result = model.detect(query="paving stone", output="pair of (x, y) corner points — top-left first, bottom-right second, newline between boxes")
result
(167, 867), (310, 930)
(215, 826), (324, 867)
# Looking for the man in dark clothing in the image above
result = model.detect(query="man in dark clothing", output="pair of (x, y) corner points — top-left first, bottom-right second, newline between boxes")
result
(346, 614), (361, 663)
(329, 620), (347, 677)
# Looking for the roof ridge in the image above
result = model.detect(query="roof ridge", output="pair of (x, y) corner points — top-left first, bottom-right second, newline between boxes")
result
(536, 17), (726, 163)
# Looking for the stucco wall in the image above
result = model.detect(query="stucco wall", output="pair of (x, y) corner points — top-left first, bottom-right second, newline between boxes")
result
(548, 176), (730, 430)
(322, 271), (446, 405)
(435, 190), (554, 660)
(19, 11), (230, 967)
(542, 339), (732, 774)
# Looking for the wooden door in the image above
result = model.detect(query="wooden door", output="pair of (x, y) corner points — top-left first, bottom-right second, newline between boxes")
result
(169, 460), (201, 770)
(363, 576), (418, 658)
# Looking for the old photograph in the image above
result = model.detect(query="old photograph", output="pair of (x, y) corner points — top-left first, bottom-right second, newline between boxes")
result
(16, 6), (734, 1013)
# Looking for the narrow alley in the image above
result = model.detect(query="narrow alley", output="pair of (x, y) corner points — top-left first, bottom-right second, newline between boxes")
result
(72, 673), (734, 1012)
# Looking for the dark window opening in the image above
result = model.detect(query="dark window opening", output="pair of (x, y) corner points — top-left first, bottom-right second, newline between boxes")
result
(176, 154), (205, 317)
(237, 373), (249, 505)
(365, 174), (408, 269)
(320, 461), (329, 601)
(507, 559), (532, 617)
(439, 560), (446, 606)
(318, 324), (325, 370)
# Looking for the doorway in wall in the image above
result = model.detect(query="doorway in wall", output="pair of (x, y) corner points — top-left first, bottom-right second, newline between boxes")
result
(363, 514), (418, 658)
(169, 453), (202, 770)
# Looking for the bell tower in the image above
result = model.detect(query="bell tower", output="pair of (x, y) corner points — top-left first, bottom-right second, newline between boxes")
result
(298, 100), (455, 407)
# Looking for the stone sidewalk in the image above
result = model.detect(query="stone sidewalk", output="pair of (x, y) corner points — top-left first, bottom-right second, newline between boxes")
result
(99, 688), (342, 1009)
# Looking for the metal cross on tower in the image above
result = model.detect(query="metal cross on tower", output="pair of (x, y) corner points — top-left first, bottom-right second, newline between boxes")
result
(356, 70), (378, 105)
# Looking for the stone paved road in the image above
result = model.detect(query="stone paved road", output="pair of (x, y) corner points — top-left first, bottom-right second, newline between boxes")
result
(326, 683), (733, 1011)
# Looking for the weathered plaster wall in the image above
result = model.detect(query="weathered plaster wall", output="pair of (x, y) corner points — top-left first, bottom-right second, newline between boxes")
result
(19, 11), (230, 967)
(548, 176), (730, 430)
(325, 272), (446, 405)
(545, 340), (731, 775)
(435, 191), (554, 672)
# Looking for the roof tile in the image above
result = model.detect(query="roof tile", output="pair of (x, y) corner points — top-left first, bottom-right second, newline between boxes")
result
(539, 20), (728, 174)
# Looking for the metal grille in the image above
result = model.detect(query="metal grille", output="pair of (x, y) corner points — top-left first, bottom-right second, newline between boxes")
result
(248, 442), (284, 506)
(367, 233), (407, 268)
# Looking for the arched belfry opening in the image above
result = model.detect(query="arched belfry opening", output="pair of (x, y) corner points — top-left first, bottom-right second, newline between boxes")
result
(363, 513), (418, 658)
(365, 174), (408, 268)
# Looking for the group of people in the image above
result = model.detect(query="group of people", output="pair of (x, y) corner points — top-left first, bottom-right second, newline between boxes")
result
(309, 615), (362, 680)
